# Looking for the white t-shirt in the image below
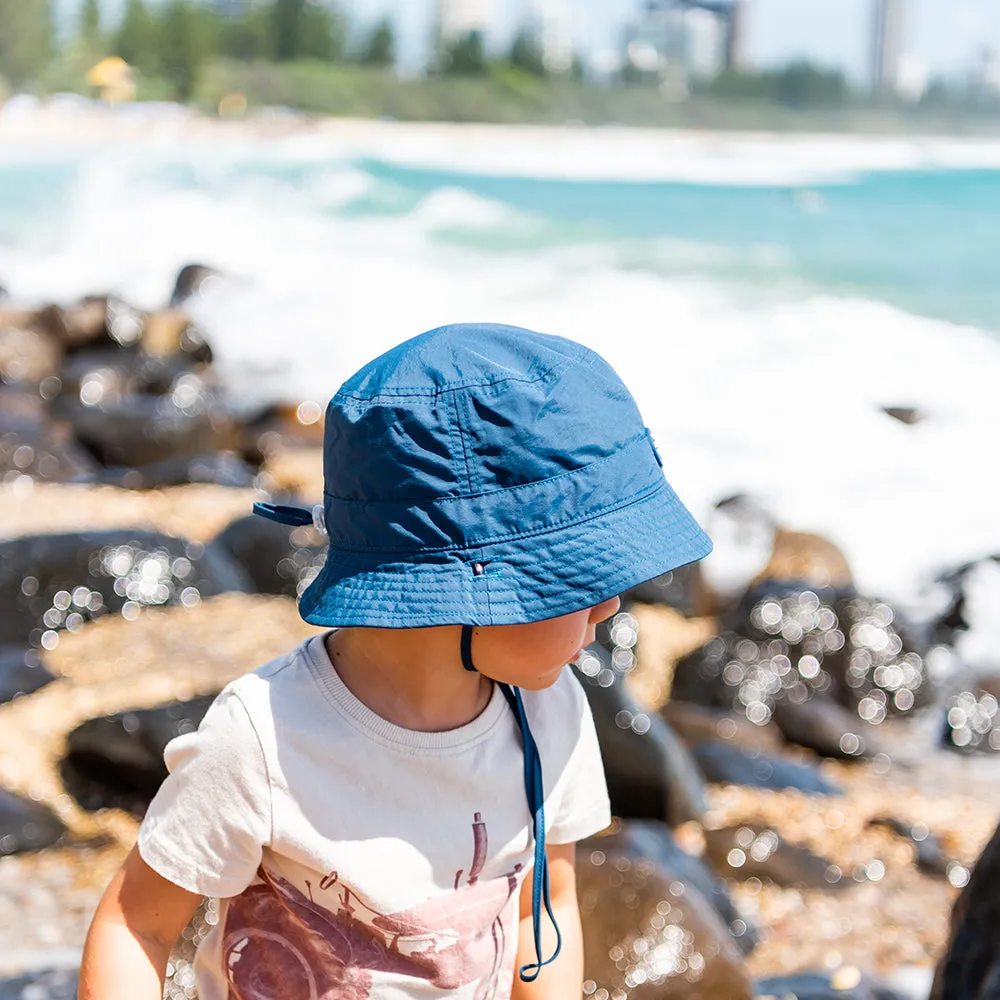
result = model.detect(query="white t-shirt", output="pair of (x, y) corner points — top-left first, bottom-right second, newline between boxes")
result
(138, 634), (611, 1000)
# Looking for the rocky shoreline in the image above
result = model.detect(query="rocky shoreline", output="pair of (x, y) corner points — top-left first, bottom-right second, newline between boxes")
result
(2, 272), (1000, 999)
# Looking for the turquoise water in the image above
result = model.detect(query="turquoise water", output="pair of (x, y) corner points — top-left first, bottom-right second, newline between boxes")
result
(1, 150), (997, 331)
(348, 161), (1000, 333)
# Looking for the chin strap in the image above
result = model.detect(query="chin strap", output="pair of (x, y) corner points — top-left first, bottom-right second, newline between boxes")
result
(460, 625), (562, 982)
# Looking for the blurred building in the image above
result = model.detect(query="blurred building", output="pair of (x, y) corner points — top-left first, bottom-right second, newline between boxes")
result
(437, 0), (495, 39)
(625, 0), (743, 87)
(969, 47), (1000, 102)
(871, 0), (906, 93)
(533, 0), (575, 74)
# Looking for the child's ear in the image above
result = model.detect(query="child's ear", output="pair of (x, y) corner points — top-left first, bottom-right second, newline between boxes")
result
(588, 596), (622, 624)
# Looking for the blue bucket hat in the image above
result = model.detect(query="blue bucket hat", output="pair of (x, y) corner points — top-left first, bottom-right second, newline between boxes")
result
(255, 322), (711, 627)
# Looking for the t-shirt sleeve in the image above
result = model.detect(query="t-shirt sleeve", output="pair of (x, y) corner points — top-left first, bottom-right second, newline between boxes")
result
(137, 685), (271, 898)
(545, 672), (612, 845)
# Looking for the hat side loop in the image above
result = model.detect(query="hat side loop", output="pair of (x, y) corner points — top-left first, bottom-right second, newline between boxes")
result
(252, 502), (315, 527)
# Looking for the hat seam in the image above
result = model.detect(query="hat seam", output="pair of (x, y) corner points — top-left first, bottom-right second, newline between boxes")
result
(332, 352), (586, 402)
(322, 477), (668, 555)
(322, 430), (651, 507)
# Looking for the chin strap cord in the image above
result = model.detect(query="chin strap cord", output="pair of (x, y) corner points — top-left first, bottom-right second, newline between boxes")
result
(459, 624), (562, 982)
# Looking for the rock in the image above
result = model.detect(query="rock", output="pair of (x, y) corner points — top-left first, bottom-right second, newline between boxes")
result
(0, 789), (65, 855)
(577, 830), (754, 999)
(209, 513), (326, 598)
(941, 683), (1000, 754)
(0, 968), (78, 1000)
(866, 817), (958, 880)
(626, 563), (705, 617)
(0, 530), (252, 649)
(661, 701), (784, 756)
(757, 969), (909, 999)
(54, 347), (209, 405)
(672, 583), (930, 754)
(932, 556), (1000, 670)
(931, 818), (1000, 999)
(574, 645), (708, 825)
(882, 406), (924, 426)
(0, 645), (55, 704)
(697, 495), (853, 616)
(93, 452), (257, 490)
(772, 696), (883, 762)
(601, 820), (758, 955)
(691, 740), (842, 796)
(240, 400), (326, 463)
(703, 825), (845, 889)
(61, 694), (216, 814)
(169, 263), (221, 307)
(0, 412), (98, 483)
(39, 297), (143, 353)
(141, 310), (212, 364)
(0, 321), (62, 383)
(61, 392), (241, 467)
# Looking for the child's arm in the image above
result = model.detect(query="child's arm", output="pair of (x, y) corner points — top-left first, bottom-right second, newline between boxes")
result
(511, 841), (584, 1000)
(78, 845), (203, 1000)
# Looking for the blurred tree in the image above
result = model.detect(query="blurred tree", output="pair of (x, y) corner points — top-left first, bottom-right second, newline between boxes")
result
(272, 0), (304, 60)
(158, 0), (211, 100)
(213, 2), (271, 62)
(360, 17), (395, 67)
(114, 0), (157, 73)
(0, 0), (53, 85)
(774, 60), (846, 108)
(298, 2), (345, 61)
(270, 0), (344, 62)
(441, 30), (486, 76)
(507, 27), (545, 76)
(79, 0), (102, 41)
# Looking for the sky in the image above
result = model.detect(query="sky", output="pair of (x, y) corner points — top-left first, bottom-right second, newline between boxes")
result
(62, 0), (1000, 83)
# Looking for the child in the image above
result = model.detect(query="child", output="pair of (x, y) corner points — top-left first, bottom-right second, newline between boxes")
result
(79, 322), (712, 1000)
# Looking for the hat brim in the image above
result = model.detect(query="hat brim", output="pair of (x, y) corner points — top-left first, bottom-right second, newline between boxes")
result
(299, 479), (712, 628)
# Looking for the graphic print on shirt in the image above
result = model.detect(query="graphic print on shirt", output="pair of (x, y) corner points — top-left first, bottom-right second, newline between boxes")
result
(222, 813), (525, 1000)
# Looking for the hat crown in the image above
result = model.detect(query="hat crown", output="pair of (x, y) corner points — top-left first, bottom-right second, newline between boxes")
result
(325, 323), (645, 505)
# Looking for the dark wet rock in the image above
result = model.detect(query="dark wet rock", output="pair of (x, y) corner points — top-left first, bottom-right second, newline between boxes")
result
(0, 968), (78, 1000)
(54, 347), (209, 405)
(626, 563), (705, 617)
(699, 496), (854, 616)
(240, 400), (325, 463)
(941, 681), (1000, 754)
(574, 644), (707, 825)
(93, 451), (257, 490)
(931, 818), (1000, 1000)
(661, 701), (784, 756)
(691, 740), (842, 795)
(0, 789), (65, 855)
(757, 970), (908, 999)
(61, 694), (216, 814)
(929, 554), (1000, 652)
(62, 392), (241, 467)
(169, 263), (221, 307)
(867, 817), (962, 881)
(0, 530), (252, 649)
(0, 319), (62, 383)
(672, 583), (930, 756)
(40, 297), (143, 353)
(0, 645), (55, 704)
(704, 825), (845, 890)
(209, 513), (326, 598)
(882, 406), (924, 425)
(602, 820), (758, 955)
(577, 829), (754, 999)
(772, 696), (883, 762)
(0, 412), (99, 483)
